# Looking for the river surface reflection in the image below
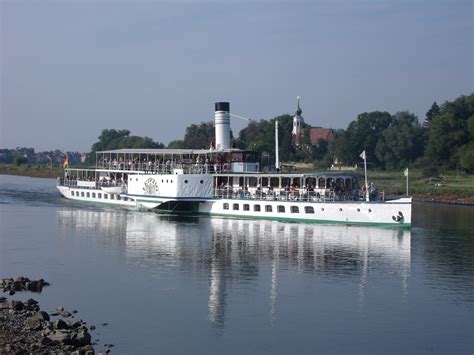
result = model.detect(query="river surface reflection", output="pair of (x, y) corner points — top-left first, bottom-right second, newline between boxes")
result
(57, 209), (412, 330)
(1, 175), (473, 354)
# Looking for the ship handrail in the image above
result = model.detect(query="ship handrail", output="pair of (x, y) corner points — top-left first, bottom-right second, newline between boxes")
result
(212, 188), (366, 203)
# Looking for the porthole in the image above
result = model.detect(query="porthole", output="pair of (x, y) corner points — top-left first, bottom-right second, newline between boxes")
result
(184, 180), (188, 184)
(171, 180), (173, 183)
(162, 180), (164, 183)
(200, 180), (204, 184)
(71, 191), (74, 196)
(368, 209), (372, 213)
(357, 208), (360, 212)
(339, 208), (343, 211)
(321, 207), (324, 211)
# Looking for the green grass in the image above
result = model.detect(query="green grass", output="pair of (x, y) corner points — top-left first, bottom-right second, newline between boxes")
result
(364, 169), (474, 199)
(0, 164), (64, 178)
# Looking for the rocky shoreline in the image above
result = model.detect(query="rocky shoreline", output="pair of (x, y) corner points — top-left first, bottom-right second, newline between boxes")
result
(1, 277), (113, 355)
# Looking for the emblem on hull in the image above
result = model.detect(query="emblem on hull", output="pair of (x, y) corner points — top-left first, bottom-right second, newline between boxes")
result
(143, 178), (159, 195)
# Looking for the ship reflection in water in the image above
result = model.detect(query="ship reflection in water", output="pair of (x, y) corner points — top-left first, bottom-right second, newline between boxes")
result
(57, 209), (411, 329)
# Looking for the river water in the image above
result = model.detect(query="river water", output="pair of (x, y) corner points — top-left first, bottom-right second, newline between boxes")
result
(0, 175), (473, 354)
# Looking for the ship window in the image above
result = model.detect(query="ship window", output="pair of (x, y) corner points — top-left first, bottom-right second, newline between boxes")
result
(136, 178), (138, 181)
(265, 205), (272, 212)
(166, 180), (168, 183)
(223, 203), (229, 210)
(81, 192), (84, 197)
(357, 208), (360, 212)
(248, 177), (257, 187)
(171, 180), (173, 183)
(184, 180), (188, 184)
(233, 203), (239, 210)
(243, 204), (250, 211)
(117, 195), (121, 200)
(86, 192), (90, 198)
(123, 197), (128, 201)
(318, 177), (325, 188)
(368, 209), (372, 213)
(92, 193), (96, 198)
(98, 193), (102, 199)
(281, 177), (290, 188)
(270, 177), (279, 188)
(291, 206), (299, 213)
(200, 180), (204, 184)
(129, 177), (132, 181)
(305, 206), (315, 214)
(277, 205), (285, 213)
(104, 194), (108, 199)
(254, 205), (261, 212)
(71, 191), (74, 196)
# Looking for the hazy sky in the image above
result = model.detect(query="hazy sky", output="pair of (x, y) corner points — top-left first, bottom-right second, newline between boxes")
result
(1, 0), (473, 152)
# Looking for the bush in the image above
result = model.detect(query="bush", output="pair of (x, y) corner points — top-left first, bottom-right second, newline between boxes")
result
(12, 156), (27, 166)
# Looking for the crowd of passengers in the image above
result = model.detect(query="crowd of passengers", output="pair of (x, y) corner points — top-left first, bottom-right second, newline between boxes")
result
(216, 180), (378, 201)
(98, 155), (236, 173)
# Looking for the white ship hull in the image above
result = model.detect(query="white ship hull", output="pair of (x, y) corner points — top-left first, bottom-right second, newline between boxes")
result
(57, 186), (136, 207)
(58, 185), (411, 227)
(199, 197), (411, 226)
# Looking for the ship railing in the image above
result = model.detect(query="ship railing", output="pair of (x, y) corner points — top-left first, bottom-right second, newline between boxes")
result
(212, 188), (361, 203)
(57, 178), (128, 190)
(57, 178), (97, 189)
(95, 161), (234, 175)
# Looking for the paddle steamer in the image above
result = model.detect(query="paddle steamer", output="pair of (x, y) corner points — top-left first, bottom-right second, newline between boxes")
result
(57, 102), (411, 226)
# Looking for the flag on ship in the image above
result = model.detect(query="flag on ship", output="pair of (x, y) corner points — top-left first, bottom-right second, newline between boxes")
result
(63, 155), (68, 168)
(404, 168), (409, 177)
(359, 150), (366, 160)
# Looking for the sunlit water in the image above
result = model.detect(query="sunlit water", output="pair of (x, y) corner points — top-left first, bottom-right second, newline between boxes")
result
(1, 175), (473, 354)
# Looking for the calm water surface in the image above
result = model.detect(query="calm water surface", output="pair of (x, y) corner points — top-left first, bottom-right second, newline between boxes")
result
(0, 175), (473, 354)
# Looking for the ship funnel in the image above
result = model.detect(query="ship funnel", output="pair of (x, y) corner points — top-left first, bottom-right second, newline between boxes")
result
(215, 102), (230, 150)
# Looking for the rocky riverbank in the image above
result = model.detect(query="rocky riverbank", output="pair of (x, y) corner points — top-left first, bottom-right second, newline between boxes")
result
(0, 277), (113, 354)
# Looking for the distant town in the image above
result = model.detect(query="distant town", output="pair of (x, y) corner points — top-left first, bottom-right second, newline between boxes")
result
(0, 148), (83, 166)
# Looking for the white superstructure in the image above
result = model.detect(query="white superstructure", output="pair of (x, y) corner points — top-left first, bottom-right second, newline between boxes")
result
(57, 102), (412, 227)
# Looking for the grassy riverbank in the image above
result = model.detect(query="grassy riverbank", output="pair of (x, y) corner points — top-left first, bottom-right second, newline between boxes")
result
(0, 164), (64, 179)
(1, 164), (473, 204)
(368, 170), (474, 204)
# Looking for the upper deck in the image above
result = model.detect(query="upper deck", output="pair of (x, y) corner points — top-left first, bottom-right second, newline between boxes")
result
(95, 148), (260, 174)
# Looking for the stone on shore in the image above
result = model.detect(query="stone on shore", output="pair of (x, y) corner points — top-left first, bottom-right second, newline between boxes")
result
(1, 276), (103, 354)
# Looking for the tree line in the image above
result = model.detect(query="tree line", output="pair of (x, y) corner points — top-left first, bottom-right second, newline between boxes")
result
(86, 93), (473, 173)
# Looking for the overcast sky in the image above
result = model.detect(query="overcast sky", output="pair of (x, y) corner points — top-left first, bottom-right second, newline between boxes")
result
(1, 0), (473, 152)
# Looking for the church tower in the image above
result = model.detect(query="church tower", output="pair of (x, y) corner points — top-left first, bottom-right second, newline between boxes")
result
(292, 96), (304, 144)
